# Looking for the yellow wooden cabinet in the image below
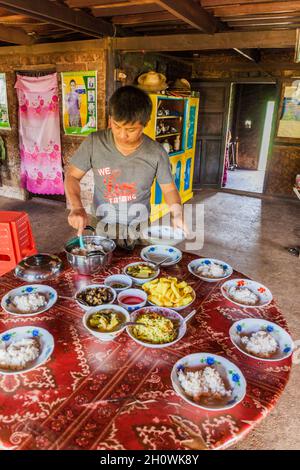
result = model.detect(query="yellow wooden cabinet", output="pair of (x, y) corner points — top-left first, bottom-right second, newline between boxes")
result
(143, 94), (199, 222)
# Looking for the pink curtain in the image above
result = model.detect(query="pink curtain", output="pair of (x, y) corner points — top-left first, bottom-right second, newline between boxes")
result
(15, 73), (64, 195)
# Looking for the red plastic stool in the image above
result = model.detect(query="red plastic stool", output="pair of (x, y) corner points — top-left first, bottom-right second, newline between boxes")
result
(0, 211), (37, 276)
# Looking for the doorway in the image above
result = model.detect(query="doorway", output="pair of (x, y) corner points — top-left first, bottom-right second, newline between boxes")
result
(223, 83), (277, 194)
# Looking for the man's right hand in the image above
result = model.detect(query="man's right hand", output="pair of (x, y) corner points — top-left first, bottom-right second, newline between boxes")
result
(68, 208), (88, 236)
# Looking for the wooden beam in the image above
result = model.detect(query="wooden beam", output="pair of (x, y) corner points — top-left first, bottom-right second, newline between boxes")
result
(152, 0), (218, 33)
(201, 0), (281, 6)
(208, 1), (300, 17)
(114, 29), (297, 51)
(92, 4), (161, 17)
(0, 14), (39, 23)
(228, 18), (300, 27)
(0, 22), (34, 44)
(233, 48), (261, 62)
(112, 11), (174, 25)
(67, 0), (154, 7)
(224, 13), (300, 22)
(0, 0), (115, 37)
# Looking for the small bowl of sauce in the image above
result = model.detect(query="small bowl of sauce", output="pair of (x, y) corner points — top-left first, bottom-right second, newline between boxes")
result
(117, 288), (147, 312)
(104, 274), (132, 292)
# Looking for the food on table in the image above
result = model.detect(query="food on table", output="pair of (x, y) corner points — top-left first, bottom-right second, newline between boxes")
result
(126, 263), (157, 279)
(12, 293), (47, 313)
(177, 366), (232, 405)
(240, 330), (278, 358)
(108, 282), (128, 289)
(71, 243), (104, 256)
(195, 261), (227, 278)
(119, 295), (144, 305)
(0, 338), (40, 371)
(76, 287), (114, 306)
(87, 309), (126, 333)
(131, 310), (178, 344)
(143, 277), (195, 308)
(227, 286), (259, 306)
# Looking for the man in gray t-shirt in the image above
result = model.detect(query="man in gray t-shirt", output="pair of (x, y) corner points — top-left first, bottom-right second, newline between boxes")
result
(65, 85), (186, 243)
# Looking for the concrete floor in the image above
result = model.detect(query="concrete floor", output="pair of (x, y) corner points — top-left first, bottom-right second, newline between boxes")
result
(226, 169), (266, 193)
(0, 191), (300, 450)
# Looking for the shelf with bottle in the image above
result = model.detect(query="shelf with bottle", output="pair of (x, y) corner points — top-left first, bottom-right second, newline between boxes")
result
(156, 132), (181, 139)
(156, 115), (183, 120)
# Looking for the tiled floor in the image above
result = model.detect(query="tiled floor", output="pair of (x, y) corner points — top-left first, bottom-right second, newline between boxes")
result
(0, 191), (300, 449)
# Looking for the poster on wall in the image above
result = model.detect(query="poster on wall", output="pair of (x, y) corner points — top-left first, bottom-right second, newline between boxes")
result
(277, 84), (300, 139)
(61, 71), (97, 136)
(0, 73), (11, 129)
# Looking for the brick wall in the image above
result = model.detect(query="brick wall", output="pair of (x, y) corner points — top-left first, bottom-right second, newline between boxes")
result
(0, 39), (107, 212)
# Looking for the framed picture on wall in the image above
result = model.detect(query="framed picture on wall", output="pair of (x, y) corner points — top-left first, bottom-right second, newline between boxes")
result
(277, 82), (300, 141)
(61, 71), (97, 136)
(0, 73), (11, 130)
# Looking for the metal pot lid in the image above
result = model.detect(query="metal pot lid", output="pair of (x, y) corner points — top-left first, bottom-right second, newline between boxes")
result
(15, 253), (62, 279)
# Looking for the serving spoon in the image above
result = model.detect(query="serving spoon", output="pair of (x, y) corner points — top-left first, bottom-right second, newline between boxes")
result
(147, 256), (172, 268)
(117, 310), (197, 332)
(112, 321), (145, 332)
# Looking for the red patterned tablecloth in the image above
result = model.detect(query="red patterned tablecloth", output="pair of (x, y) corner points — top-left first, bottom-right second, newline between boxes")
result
(0, 247), (292, 450)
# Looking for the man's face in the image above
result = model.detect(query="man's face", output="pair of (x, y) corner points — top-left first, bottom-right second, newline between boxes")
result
(110, 117), (145, 147)
(70, 82), (76, 92)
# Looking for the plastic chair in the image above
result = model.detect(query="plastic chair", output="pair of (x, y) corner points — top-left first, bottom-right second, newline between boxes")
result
(0, 211), (37, 276)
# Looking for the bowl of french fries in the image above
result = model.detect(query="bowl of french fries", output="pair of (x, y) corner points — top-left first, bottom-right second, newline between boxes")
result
(142, 277), (196, 311)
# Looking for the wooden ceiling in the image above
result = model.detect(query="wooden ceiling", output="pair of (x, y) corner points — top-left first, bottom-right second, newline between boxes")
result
(0, 1), (300, 46)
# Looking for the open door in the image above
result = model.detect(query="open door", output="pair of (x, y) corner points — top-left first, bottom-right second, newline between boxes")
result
(192, 81), (230, 189)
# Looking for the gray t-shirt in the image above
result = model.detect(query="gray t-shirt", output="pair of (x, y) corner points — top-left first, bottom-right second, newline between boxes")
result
(70, 129), (173, 224)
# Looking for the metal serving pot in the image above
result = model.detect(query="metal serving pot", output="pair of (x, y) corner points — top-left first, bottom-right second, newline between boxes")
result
(64, 226), (116, 275)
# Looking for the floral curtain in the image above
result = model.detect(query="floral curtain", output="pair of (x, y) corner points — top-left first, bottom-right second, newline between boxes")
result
(15, 73), (64, 194)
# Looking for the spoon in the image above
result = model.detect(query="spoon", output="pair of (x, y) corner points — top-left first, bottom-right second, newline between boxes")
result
(78, 235), (85, 250)
(150, 256), (172, 267)
(113, 321), (146, 332)
(183, 309), (197, 323)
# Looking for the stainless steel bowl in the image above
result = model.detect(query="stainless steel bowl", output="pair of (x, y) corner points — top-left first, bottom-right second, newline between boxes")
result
(64, 226), (116, 275)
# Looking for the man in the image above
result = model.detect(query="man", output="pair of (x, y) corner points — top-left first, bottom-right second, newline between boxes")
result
(65, 85), (187, 245)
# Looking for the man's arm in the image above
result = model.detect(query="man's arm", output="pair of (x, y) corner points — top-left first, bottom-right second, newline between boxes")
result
(160, 181), (189, 235)
(65, 164), (89, 236)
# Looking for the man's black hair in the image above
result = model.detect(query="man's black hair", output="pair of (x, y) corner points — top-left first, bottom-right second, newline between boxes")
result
(70, 79), (76, 85)
(109, 85), (152, 127)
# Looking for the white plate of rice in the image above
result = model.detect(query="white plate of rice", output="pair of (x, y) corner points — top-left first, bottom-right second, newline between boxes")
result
(1, 284), (57, 316)
(0, 326), (54, 375)
(221, 279), (272, 308)
(171, 353), (246, 411)
(188, 258), (233, 282)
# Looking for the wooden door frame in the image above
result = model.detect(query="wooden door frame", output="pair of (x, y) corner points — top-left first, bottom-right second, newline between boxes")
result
(191, 78), (279, 194)
(191, 80), (231, 189)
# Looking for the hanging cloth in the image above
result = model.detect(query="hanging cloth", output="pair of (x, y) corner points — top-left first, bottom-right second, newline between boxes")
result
(15, 73), (64, 194)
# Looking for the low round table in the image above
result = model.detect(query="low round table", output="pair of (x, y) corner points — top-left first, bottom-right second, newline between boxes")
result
(0, 247), (292, 450)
